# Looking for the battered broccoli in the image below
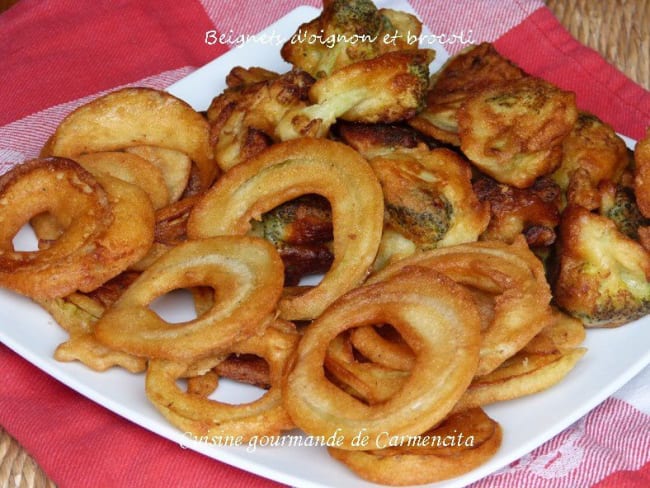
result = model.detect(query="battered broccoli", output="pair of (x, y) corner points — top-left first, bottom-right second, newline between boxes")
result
(275, 49), (434, 140)
(281, 0), (423, 78)
(551, 204), (650, 327)
(599, 183), (649, 240)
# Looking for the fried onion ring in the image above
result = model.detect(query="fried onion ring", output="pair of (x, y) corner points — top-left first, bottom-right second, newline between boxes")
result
(42, 87), (217, 192)
(145, 322), (298, 440)
(187, 137), (384, 320)
(369, 237), (554, 376)
(0, 158), (154, 299)
(94, 236), (284, 361)
(328, 408), (502, 486)
(283, 267), (481, 449)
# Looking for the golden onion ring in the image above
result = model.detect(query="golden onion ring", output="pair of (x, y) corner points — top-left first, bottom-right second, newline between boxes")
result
(0, 158), (154, 299)
(369, 237), (554, 376)
(283, 267), (481, 449)
(328, 408), (502, 486)
(348, 325), (414, 372)
(42, 87), (217, 192)
(145, 323), (298, 441)
(324, 333), (409, 405)
(187, 137), (384, 320)
(94, 236), (284, 361)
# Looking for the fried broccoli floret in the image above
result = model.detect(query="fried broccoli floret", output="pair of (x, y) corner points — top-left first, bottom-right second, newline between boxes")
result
(249, 195), (334, 285)
(275, 49), (435, 140)
(553, 112), (629, 209)
(206, 67), (314, 171)
(599, 183), (650, 240)
(473, 175), (561, 249)
(281, 0), (423, 78)
(551, 204), (650, 327)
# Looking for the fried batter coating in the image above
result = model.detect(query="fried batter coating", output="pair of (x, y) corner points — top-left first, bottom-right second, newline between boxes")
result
(633, 127), (650, 217)
(551, 205), (650, 327)
(275, 49), (434, 140)
(206, 68), (314, 171)
(458, 77), (578, 188)
(250, 195), (334, 285)
(598, 182), (649, 240)
(553, 112), (629, 208)
(369, 147), (489, 253)
(335, 122), (488, 257)
(335, 120), (439, 158)
(281, 0), (422, 78)
(409, 42), (526, 145)
(473, 175), (561, 248)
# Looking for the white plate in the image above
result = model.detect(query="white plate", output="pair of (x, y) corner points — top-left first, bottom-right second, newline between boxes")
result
(2, 4), (650, 488)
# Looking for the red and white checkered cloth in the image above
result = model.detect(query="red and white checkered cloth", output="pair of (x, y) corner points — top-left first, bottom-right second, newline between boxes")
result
(0, 1), (648, 487)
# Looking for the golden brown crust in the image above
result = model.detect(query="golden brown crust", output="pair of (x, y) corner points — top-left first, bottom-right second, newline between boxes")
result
(552, 205), (650, 327)
(458, 77), (578, 188)
(0, 158), (154, 299)
(473, 175), (561, 248)
(408, 42), (526, 145)
(187, 137), (385, 321)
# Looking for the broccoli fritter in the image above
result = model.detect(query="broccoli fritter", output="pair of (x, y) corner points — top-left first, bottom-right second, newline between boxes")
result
(598, 182), (649, 240)
(473, 175), (561, 249)
(249, 195), (334, 285)
(409, 42), (526, 146)
(553, 112), (629, 209)
(458, 76), (578, 188)
(206, 67), (314, 171)
(275, 49), (435, 140)
(551, 204), (650, 327)
(369, 146), (489, 250)
(281, 0), (423, 78)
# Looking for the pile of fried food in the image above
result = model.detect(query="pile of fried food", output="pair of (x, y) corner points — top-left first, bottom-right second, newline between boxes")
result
(1, 0), (649, 485)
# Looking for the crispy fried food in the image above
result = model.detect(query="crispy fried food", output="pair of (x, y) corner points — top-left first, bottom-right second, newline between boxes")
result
(249, 194), (334, 286)
(42, 87), (217, 192)
(324, 332), (410, 405)
(54, 334), (148, 373)
(0, 158), (154, 300)
(35, 271), (146, 372)
(633, 127), (650, 217)
(187, 138), (384, 321)
(123, 146), (193, 202)
(409, 42), (526, 146)
(473, 175), (561, 248)
(206, 68), (314, 171)
(281, 0), (422, 78)
(129, 196), (202, 272)
(532, 306), (586, 353)
(74, 151), (170, 210)
(453, 348), (586, 413)
(283, 267), (481, 449)
(43, 292), (139, 371)
(94, 236), (284, 361)
(349, 324), (414, 372)
(369, 147), (489, 249)
(328, 408), (502, 486)
(458, 77), (578, 188)
(335, 121), (436, 158)
(598, 182), (649, 240)
(369, 237), (554, 375)
(275, 50), (435, 140)
(551, 205), (650, 327)
(145, 323), (298, 441)
(554, 112), (629, 204)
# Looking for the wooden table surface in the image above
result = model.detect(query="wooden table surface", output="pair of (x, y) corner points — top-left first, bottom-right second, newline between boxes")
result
(0, 1), (648, 487)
